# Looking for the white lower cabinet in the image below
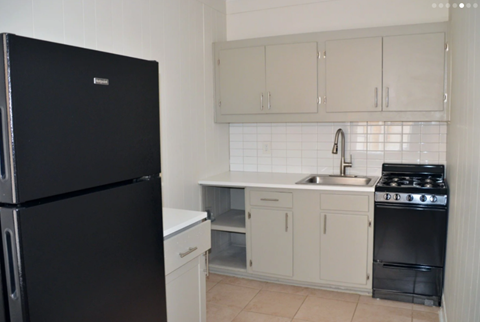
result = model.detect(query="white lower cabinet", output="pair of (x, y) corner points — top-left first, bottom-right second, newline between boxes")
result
(320, 213), (369, 285)
(206, 186), (373, 292)
(249, 208), (293, 277)
(164, 220), (211, 322)
(166, 255), (206, 322)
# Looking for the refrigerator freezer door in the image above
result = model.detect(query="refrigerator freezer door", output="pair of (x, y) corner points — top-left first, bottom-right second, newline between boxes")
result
(0, 178), (166, 322)
(0, 34), (160, 203)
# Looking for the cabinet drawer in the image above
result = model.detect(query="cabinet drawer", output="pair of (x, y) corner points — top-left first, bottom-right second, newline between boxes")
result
(164, 220), (211, 275)
(250, 191), (293, 208)
(320, 194), (369, 212)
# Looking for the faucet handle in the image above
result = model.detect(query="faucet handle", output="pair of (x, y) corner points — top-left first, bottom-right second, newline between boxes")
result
(346, 154), (353, 167)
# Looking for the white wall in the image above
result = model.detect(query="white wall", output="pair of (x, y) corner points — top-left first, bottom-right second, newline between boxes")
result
(226, 0), (449, 40)
(229, 122), (447, 176)
(0, 0), (229, 210)
(444, 4), (480, 322)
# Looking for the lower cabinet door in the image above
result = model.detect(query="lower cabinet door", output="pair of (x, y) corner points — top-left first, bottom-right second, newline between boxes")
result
(166, 255), (206, 322)
(320, 213), (369, 285)
(249, 208), (293, 277)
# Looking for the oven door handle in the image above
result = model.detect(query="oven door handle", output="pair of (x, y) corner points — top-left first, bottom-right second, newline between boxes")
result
(382, 263), (432, 272)
(375, 203), (447, 212)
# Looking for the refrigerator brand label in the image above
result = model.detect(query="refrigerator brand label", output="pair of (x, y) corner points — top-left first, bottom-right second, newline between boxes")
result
(93, 78), (109, 85)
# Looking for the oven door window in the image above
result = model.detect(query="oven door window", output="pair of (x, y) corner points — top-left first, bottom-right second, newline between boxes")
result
(374, 204), (447, 267)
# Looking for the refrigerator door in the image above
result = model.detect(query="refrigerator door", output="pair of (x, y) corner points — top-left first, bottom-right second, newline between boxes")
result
(0, 34), (160, 203)
(1, 177), (166, 322)
(0, 260), (7, 321)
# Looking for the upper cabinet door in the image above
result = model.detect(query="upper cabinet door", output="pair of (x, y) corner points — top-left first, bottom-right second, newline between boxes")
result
(383, 33), (445, 112)
(218, 47), (266, 115)
(265, 42), (318, 114)
(326, 37), (383, 112)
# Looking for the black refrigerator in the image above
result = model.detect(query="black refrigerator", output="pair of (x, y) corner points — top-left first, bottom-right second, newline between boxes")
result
(0, 34), (167, 322)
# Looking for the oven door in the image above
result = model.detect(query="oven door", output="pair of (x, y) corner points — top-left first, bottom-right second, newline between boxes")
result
(374, 203), (448, 267)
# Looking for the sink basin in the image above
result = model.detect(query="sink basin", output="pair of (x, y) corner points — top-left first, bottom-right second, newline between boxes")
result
(296, 174), (375, 187)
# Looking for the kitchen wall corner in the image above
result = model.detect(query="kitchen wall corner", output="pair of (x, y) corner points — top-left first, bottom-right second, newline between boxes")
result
(443, 3), (480, 322)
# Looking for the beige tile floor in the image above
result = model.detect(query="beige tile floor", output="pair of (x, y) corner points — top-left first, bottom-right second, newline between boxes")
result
(206, 274), (440, 322)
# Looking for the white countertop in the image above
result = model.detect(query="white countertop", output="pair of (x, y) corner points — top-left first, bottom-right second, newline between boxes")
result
(163, 207), (207, 237)
(198, 171), (379, 192)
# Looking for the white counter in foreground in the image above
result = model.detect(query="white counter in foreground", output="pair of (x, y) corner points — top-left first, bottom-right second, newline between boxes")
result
(198, 171), (379, 192)
(163, 207), (207, 237)
(162, 207), (209, 322)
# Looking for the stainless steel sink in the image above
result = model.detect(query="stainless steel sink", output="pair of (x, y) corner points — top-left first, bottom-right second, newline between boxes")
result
(296, 174), (376, 187)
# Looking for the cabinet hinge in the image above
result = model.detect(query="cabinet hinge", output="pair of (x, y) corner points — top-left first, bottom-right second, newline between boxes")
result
(369, 220), (372, 228)
(445, 42), (449, 52)
(217, 59), (220, 65)
(367, 273), (370, 281)
(249, 260), (252, 267)
(248, 212), (251, 219)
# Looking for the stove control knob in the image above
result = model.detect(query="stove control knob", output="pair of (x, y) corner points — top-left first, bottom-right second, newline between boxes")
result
(430, 195), (438, 203)
(394, 194), (401, 201)
(420, 195), (427, 202)
(383, 193), (391, 200)
(406, 195), (414, 202)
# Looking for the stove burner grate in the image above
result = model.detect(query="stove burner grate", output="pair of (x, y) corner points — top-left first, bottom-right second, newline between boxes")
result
(379, 175), (446, 189)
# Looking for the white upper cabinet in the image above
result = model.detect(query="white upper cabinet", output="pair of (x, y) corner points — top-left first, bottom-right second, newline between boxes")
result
(326, 37), (383, 113)
(326, 33), (445, 113)
(217, 42), (318, 116)
(383, 33), (445, 112)
(218, 46), (266, 115)
(265, 43), (318, 114)
(214, 22), (449, 123)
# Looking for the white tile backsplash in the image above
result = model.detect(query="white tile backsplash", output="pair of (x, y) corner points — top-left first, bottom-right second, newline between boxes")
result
(229, 122), (447, 176)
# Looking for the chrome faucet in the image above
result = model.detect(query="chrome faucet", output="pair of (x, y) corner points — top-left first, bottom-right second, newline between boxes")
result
(332, 128), (352, 176)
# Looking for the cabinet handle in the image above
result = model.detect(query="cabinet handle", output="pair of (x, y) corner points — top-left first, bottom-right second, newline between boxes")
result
(285, 213), (288, 232)
(179, 246), (198, 258)
(374, 87), (378, 108)
(268, 92), (271, 110)
(260, 93), (264, 110)
(260, 198), (279, 202)
(386, 87), (389, 108)
(205, 251), (209, 276)
(324, 215), (327, 234)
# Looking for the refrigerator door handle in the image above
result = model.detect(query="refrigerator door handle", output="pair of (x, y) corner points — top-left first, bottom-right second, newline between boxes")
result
(4, 229), (18, 299)
(2, 211), (25, 322)
(0, 83), (16, 203)
(0, 105), (7, 180)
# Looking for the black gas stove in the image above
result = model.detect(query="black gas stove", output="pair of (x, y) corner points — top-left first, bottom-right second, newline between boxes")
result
(375, 163), (448, 206)
(373, 163), (449, 307)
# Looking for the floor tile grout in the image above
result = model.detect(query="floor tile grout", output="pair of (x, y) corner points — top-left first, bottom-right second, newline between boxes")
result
(350, 300), (359, 322)
(291, 293), (308, 321)
(207, 274), (439, 322)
